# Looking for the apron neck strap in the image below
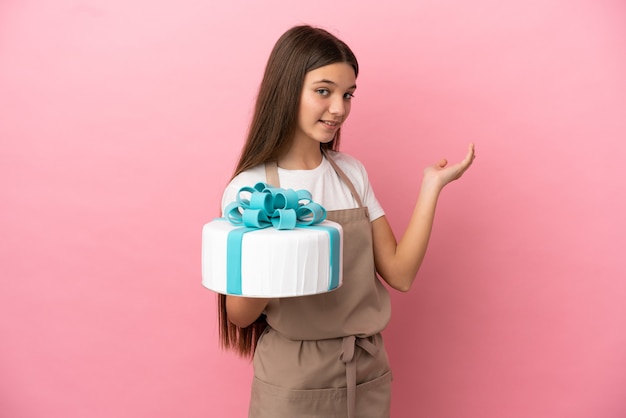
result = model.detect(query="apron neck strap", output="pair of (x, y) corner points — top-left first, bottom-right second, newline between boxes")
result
(264, 160), (279, 188)
(321, 149), (364, 208)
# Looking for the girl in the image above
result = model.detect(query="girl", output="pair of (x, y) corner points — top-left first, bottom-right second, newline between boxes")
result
(217, 25), (475, 417)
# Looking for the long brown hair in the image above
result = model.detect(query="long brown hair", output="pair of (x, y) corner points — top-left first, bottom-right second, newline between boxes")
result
(218, 25), (359, 358)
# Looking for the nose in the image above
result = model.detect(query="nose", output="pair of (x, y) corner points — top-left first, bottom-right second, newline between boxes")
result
(329, 96), (346, 117)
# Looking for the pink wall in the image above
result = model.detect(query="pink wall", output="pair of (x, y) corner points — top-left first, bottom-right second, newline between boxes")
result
(2, 1), (625, 417)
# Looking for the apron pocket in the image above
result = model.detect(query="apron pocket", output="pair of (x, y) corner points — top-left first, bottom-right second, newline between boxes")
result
(249, 370), (392, 418)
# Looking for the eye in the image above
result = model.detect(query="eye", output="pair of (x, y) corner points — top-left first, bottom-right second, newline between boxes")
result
(344, 92), (355, 100)
(316, 88), (330, 96)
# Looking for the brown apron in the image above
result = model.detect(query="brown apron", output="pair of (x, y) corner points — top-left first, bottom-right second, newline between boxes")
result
(248, 152), (392, 418)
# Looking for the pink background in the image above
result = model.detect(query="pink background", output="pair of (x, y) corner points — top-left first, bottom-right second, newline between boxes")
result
(2, 0), (625, 417)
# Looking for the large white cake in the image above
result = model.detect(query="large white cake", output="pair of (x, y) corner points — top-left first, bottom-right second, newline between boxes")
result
(202, 219), (343, 297)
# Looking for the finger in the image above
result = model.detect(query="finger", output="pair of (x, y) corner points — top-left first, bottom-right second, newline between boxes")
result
(467, 143), (475, 158)
(462, 143), (476, 166)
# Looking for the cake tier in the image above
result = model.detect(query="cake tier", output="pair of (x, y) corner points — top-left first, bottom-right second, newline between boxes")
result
(202, 219), (343, 297)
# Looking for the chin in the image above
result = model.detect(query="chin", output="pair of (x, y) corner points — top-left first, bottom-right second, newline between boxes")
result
(318, 133), (337, 144)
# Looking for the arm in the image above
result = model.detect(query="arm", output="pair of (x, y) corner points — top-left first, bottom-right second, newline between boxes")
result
(225, 295), (269, 328)
(373, 143), (475, 292)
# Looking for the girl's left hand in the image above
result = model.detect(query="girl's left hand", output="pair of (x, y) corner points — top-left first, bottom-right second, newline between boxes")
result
(424, 143), (476, 189)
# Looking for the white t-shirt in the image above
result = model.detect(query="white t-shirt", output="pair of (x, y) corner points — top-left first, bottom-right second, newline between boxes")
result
(221, 151), (385, 222)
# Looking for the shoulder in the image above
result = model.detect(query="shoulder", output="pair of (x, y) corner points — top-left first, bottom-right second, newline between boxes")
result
(228, 164), (267, 188)
(326, 150), (371, 181)
(326, 150), (363, 166)
(221, 164), (266, 212)
(327, 150), (368, 171)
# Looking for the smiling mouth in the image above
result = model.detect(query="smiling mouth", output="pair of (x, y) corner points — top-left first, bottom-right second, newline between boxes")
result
(321, 120), (339, 127)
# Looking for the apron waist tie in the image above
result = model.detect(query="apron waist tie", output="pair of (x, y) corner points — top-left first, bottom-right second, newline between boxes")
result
(340, 335), (379, 418)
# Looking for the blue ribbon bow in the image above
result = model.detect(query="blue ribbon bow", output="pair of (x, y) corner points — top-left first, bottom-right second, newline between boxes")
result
(224, 182), (327, 229)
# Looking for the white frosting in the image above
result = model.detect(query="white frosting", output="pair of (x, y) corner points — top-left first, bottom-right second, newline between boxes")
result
(202, 220), (343, 297)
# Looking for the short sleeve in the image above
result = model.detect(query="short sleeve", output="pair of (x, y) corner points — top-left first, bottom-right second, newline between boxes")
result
(355, 160), (385, 222)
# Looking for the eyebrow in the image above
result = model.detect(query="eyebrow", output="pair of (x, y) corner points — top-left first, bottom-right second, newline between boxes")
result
(313, 79), (357, 90)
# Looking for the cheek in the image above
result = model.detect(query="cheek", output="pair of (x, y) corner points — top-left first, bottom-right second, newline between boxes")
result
(299, 95), (319, 116)
(344, 102), (352, 118)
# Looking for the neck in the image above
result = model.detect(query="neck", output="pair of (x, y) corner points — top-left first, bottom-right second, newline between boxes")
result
(277, 150), (323, 170)
(277, 141), (324, 170)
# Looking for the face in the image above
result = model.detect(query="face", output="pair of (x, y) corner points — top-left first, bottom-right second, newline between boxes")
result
(294, 62), (357, 147)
